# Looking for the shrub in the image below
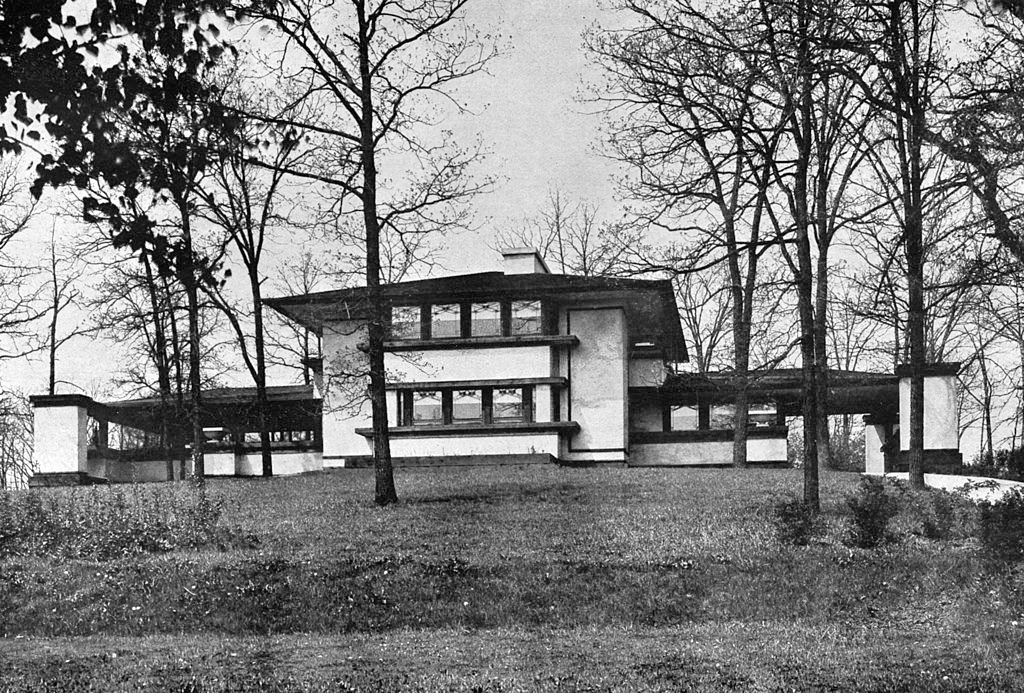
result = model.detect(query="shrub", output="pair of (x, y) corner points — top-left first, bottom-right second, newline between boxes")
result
(772, 497), (817, 546)
(960, 448), (1024, 482)
(978, 488), (1024, 565)
(845, 477), (897, 548)
(0, 481), (255, 560)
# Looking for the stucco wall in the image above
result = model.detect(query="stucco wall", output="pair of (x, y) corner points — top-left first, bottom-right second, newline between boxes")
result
(629, 400), (663, 432)
(630, 436), (787, 466)
(388, 433), (560, 458)
(233, 451), (323, 476)
(864, 424), (886, 475)
(563, 307), (627, 462)
(34, 405), (88, 475)
(385, 346), (551, 383)
(628, 358), (666, 388)
(321, 320), (374, 459)
(899, 374), (959, 450)
(105, 459), (171, 483)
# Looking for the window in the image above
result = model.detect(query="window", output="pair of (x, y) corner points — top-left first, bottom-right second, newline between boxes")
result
(412, 390), (443, 425)
(493, 388), (526, 422)
(471, 302), (502, 336)
(452, 389), (483, 422)
(670, 406), (698, 431)
(396, 385), (535, 426)
(390, 305), (421, 340)
(430, 303), (461, 338)
(709, 404), (735, 429)
(510, 300), (542, 335)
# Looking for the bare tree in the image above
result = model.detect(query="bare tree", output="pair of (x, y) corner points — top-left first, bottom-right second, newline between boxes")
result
(266, 251), (328, 385)
(0, 391), (33, 489)
(0, 160), (43, 366)
(242, 0), (497, 504)
(42, 224), (95, 395)
(591, 1), (785, 469)
(493, 189), (636, 276)
(195, 88), (312, 478)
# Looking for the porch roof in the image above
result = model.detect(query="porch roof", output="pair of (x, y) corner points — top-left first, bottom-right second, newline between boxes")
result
(67, 385), (322, 434)
(660, 368), (900, 418)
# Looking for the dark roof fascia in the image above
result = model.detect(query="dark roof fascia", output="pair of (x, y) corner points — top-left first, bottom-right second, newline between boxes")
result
(104, 385), (318, 410)
(265, 273), (688, 355)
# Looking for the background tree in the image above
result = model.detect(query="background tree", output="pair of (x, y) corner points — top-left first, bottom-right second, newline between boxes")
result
(42, 224), (94, 395)
(243, 0), (496, 505)
(0, 160), (43, 368)
(266, 252), (328, 385)
(590, 1), (783, 469)
(493, 189), (635, 276)
(195, 85), (312, 477)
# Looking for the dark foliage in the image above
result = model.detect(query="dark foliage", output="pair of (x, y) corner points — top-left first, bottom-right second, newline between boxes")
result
(0, 482), (254, 560)
(772, 496), (818, 546)
(959, 449), (1024, 482)
(978, 489), (1024, 565)
(845, 477), (898, 548)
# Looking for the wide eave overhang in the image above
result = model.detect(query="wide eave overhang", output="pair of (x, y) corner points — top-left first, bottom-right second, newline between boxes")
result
(265, 271), (688, 361)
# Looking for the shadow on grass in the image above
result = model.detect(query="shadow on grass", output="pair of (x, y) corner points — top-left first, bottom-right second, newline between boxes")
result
(404, 482), (586, 506)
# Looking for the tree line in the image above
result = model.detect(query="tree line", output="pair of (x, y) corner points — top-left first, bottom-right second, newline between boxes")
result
(0, 0), (1022, 510)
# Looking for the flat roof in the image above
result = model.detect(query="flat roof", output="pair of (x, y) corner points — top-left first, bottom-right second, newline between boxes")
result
(265, 271), (688, 360)
(661, 368), (900, 418)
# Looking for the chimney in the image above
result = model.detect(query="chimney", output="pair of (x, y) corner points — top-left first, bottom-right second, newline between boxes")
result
(501, 247), (551, 275)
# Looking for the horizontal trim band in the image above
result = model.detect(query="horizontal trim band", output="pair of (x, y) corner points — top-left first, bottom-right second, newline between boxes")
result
(341, 453), (556, 468)
(385, 377), (567, 391)
(630, 425), (788, 444)
(385, 334), (578, 352)
(355, 421), (579, 438)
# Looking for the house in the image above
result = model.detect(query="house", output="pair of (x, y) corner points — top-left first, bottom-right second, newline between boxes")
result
(27, 248), (964, 484)
(264, 247), (785, 467)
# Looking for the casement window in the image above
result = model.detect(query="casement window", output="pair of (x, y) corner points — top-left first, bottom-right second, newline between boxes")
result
(388, 300), (548, 340)
(669, 405), (699, 431)
(390, 305), (421, 340)
(470, 302), (502, 336)
(397, 385), (535, 426)
(452, 389), (484, 422)
(412, 390), (444, 425)
(493, 387), (528, 422)
(510, 300), (542, 335)
(430, 303), (461, 338)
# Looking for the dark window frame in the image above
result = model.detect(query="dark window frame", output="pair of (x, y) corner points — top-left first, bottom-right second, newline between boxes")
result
(397, 385), (536, 426)
(389, 299), (550, 340)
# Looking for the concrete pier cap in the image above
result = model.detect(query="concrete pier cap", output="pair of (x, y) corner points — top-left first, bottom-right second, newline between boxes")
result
(28, 394), (97, 486)
(895, 361), (963, 472)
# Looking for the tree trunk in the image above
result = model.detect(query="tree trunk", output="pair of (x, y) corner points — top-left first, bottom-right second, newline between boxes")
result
(358, 0), (397, 506)
(251, 270), (273, 477)
(904, 4), (927, 490)
(177, 199), (205, 481)
(795, 0), (819, 510)
(143, 254), (175, 480)
(814, 249), (833, 470)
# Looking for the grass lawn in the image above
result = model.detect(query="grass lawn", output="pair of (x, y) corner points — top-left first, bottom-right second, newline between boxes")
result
(1, 466), (1023, 691)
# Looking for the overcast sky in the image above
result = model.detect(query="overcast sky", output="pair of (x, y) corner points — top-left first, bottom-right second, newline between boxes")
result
(437, 0), (622, 274)
(2, 0), (622, 397)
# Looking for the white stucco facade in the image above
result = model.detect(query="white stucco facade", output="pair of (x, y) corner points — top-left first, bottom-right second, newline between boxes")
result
(899, 371), (959, 450)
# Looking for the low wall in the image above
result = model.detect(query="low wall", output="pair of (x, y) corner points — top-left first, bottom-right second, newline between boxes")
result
(629, 427), (788, 467)
(85, 450), (323, 482)
(325, 433), (562, 467)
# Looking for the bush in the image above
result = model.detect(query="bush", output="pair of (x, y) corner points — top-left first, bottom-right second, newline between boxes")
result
(845, 477), (897, 548)
(0, 481), (255, 560)
(959, 448), (1024, 482)
(978, 488), (1024, 565)
(772, 497), (817, 546)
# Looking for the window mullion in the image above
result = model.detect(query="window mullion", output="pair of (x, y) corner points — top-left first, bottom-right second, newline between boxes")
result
(442, 390), (453, 425)
(482, 388), (493, 424)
